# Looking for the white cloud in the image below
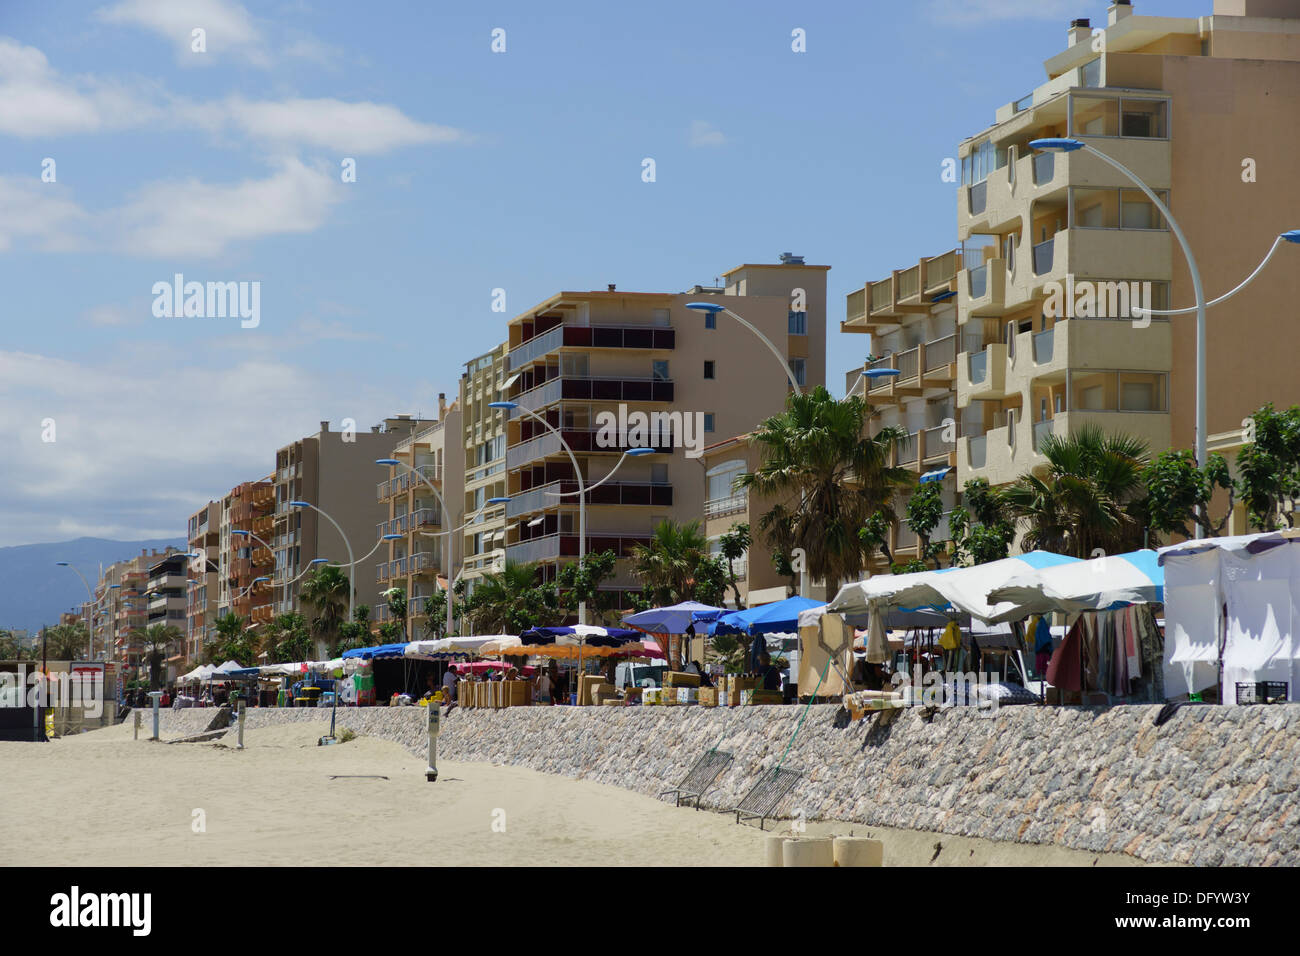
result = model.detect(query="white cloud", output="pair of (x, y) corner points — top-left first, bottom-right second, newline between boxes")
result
(218, 96), (466, 153)
(0, 37), (166, 137)
(689, 120), (727, 148)
(0, 179), (90, 252)
(114, 157), (342, 257)
(927, 0), (1078, 22)
(0, 346), (426, 546)
(295, 316), (379, 342)
(96, 0), (269, 66)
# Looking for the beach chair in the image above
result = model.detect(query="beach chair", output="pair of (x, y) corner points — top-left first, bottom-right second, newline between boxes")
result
(658, 749), (734, 809)
(731, 766), (803, 830)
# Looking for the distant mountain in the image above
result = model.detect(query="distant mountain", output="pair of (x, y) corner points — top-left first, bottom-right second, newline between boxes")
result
(0, 537), (186, 634)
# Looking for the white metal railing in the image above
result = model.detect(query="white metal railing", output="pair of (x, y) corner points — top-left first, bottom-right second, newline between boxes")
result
(704, 491), (748, 518)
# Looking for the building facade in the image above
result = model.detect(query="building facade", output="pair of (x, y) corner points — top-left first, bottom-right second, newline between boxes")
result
(185, 500), (221, 663)
(501, 256), (828, 611)
(458, 345), (511, 593)
(947, 0), (1300, 490)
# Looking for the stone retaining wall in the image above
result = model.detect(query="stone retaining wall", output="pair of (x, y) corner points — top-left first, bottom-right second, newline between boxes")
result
(125, 702), (1300, 866)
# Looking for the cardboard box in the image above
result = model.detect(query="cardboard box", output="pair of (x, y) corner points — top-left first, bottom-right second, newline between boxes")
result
(676, 687), (698, 704)
(726, 676), (759, 694)
(697, 687), (717, 707)
(664, 671), (700, 688)
(642, 688), (661, 705)
(741, 689), (783, 706)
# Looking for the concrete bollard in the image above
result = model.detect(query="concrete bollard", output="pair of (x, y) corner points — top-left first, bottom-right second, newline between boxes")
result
(426, 701), (440, 782)
(833, 836), (884, 867)
(236, 701), (246, 750)
(782, 837), (834, 867)
(765, 835), (788, 867)
(148, 691), (163, 741)
(133, 710), (141, 740)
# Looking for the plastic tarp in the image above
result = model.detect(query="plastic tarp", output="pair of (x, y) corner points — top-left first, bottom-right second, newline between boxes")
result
(827, 551), (1081, 623)
(1158, 531), (1298, 702)
(984, 549), (1163, 622)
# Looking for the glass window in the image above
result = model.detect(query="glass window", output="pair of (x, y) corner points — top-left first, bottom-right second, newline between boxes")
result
(789, 358), (807, 386)
(652, 360), (670, 382)
(703, 360), (715, 379)
(1071, 96), (1119, 136)
(1121, 99), (1167, 138)
(706, 460), (744, 500)
(788, 311), (807, 335)
(1120, 372), (1167, 411)
(1081, 57), (1102, 88)
(703, 413), (715, 433)
(1120, 189), (1166, 229)
(704, 312), (716, 329)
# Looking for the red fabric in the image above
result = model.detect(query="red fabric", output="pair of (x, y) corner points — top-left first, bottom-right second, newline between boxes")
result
(1046, 618), (1084, 691)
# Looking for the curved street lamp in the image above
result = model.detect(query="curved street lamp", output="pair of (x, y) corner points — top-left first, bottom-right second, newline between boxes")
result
(375, 458), (460, 637)
(55, 562), (98, 660)
(685, 301), (803, 395)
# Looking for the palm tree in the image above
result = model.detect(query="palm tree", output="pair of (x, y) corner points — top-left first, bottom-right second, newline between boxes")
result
(132, 623), (182, 690)
(43, 623), (89, 661)
(209, 612), (245, 663)
(262, 613), (312, 664)
(739, 386), (913, 597)
(299, 564), (351, 656)
(717, 523), (750, 608)
(462, 562), (550, 634)
(382, 587), (408, 640)
(1003, 425), (1149, 558)
(629, 519), (712, 606)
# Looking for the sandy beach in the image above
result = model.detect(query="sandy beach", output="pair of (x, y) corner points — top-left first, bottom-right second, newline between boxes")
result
(0, 720), (1144, 867)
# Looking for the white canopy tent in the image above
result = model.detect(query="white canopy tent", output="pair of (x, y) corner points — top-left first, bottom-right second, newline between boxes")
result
(984, 549), (1164, 623)
(1159, 530), (1299, 704)
(404, 636), (508, 660)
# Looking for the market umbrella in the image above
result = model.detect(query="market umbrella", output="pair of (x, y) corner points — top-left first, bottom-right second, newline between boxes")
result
(621, 601), (722, 635)
(984, 549), (1164, 622)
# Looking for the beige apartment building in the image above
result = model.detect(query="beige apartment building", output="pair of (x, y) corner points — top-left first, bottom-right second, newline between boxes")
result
(268, 419), (436, 625)
(375, 395), (465, 636)
(185, 500), (220, 663)
(501, 255), (828, 610)
(92, 546), (186, 673)
(945, 0), (1300, 491)
(844, 249), (972, 568)
(457, 344), (511, 593)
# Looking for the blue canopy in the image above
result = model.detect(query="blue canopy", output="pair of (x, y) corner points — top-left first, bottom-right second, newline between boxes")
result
(621, 600), (723, 635)
(340, 642), (410, 660)
(707, 595), (827, 636)
(225, 667), (261, 678)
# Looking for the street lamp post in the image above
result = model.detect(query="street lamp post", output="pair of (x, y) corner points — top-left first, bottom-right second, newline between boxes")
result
(685, 302), (803, 395)
(490, 399), (654, 626)
(55, 562), (96, 660)
(376, 459), (458, 639)
(1026, 140), (1299, 537)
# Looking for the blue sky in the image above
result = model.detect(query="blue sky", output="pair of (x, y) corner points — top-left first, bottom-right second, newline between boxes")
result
(0, 0), (1200, 546)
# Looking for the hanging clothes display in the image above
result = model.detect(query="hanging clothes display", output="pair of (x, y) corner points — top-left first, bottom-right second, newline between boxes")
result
(1047, 617), (1084, 691)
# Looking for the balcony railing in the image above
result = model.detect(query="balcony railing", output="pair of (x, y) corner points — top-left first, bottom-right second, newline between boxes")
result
(508, 324), (676, 371)
(513, 375), (674, 413)
(869, 277), (893, 313)
(1033, 418), (1056, 452)
(866, 356), (894, 392)
(846, 288), (866, 323)
(968, 350), (988, 384)
(968, 435), (988, 469)
(925, 334), (956, 371)
(1033, 328), (1055, 364)
(897, 266), (919, 300)
(896, 432), (919, 465)
(506, 429), (674, 469)
(505, 531), (653, 565)
(409, 551), (439, 574)
(923, 424), (955, 460)
(968, 181), (987, 216)
(704, 491), (748, 519)
(1033, 238), (1055, 275)
(506, 480), (673, 518)
(924, 251), (959, 291)
(895, 346), (919, 383)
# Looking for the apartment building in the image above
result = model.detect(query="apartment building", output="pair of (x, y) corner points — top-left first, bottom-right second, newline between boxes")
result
(501, 255), (828, 609)
(271, 419), (434, 621)
(92, 547), (186, 673)
(185, 500), (221, 662)
(216, 478), (275, 629)
(376, 396), (465, 635)
(458, 345), (511, 593)
(844, 249), (971, 568)
(949, 0), (1300, 490)
(145, 552), (188, 680)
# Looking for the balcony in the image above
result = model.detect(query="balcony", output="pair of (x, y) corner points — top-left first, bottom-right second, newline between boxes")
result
(958, 258), (1006, 317)
(895, 431), (919, 466)
(921, 424), (957, 466)
(505, 531), (653, 565)
(506, 429), (673, 470)
(505, 480), (673, 519)
(410, 508), (441, 530)
(967, 181), (987, 217)
(376, 557), (408, 583)
(704, 490), (748, 520)
(513, 375), (674, 414)
(409, 551), (440, 575)
(1012, 317), (1171, 390)
(957, 343), (1009, 406)
(508, 324), (676, 371)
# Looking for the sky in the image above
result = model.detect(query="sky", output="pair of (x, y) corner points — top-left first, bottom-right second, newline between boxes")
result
(0, 0), (1203, 547)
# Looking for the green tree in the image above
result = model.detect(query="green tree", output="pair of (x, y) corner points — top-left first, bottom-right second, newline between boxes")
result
(903, 481), (946, 569)
(1142, 449), (1235, 541)
(462, 561), (554, 634)
(263, 613), (312, 664)
(947, 479), (1016, 566)
(717, 523), (751, 607)
(382, 586), (408, 640)
(299, 564), (352, 656)
(554, 550), (619, 621)
(43, 622), (89, 661)
(1002, 426), (1149, 558)
(629, 519), (712, 606)
(421, 591), (448, 639)
(857, 509), (895, 568)
(132, 623), (182, 689)
(739, 386), (912, 597)
(207, 613), (246, 663)
(1236, 403), (1300, 531)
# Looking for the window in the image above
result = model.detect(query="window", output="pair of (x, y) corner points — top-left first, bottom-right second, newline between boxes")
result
(704, 313), (716, 330)
(1121, 99), (1167, 138)
(703, 360), (715, 380)
(703, 413), (715, 433)
(706, 459), (745, 501)
(789, 358), (807, 387)
(1071, 96), (1168, 139)
(1081, 57), (1102, 88)
(788, 311), (807, 335)
(961, 139), (1003, 185)
(652, 360), (670, 382)
(1072, 187), (1168, 230)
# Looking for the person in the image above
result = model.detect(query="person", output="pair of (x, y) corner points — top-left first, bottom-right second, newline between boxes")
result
(758, 651), (781, 692)
(1033, 616), (1054, 677)
(536, 668), (553, 705)
(440, 667), (458, 712)
(687, 660), (712, 688)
